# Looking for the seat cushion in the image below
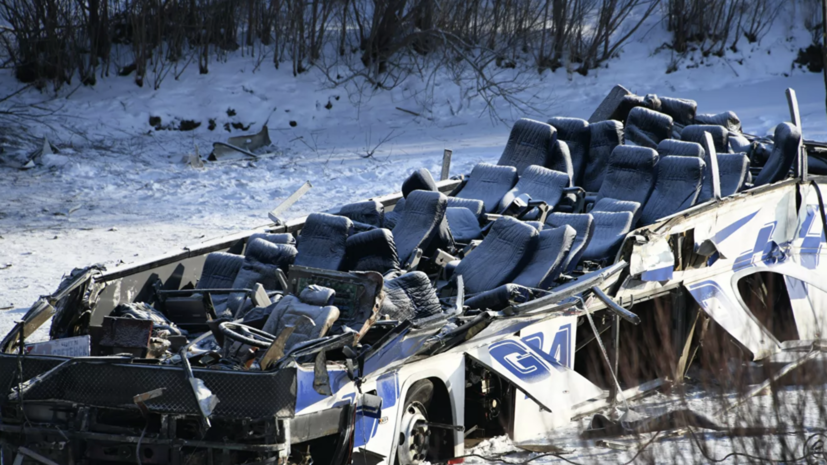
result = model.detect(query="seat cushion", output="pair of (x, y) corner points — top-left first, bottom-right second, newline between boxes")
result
(548, 116), (590, 184)
(339, 200), (384, 227)
(393, 190), (451, 264)
(401, 168), (438, 198)
(625, 107), (673, 148)
(380, 271), (442, 320)
(498, 165), (570, 213)
(545, 213), (595, 273)
(581, 211), (634, 263)
(512, 225), (577, 289)
(456, 163), (519, 213)
(295, 213), (354, 271)
(198, 252), (244, 289)
(465, 284), (534, 310)
(454, 217), (538, 294)
(656, 139), (705, 158)
(497, 118), (557, 175)
(446, 207), (482, 243)
(753, 122), (801, 186)
(681, 124), (729, 153)
(597, 145), (659, 209)
(639, 156), (705, 226)
(583, 120), (624, 192)
(345, 228), (400, 273)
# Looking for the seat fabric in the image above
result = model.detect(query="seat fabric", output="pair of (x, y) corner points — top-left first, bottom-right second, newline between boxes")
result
(659, 96), (697, 126)
(454, 217), (538, 294)
(512, 225), (576, 289)
(596, 146), (659, 209)
(625, 107), (673, 148)
(728, 133), (752, 154)
(393, 190), (451, 264)
(339, 200), (384, 228)
(498, 165), (570, 213)
(294, 213), (353, 271)
(681, 124), (729, 154)
(401, 168), (438, 198)
(455, 163), (519, 213)
(583, 120), (624, 192)
(581, 211), (634, 263)
(549, 139), (574, 184)
(465, 284), (534, 310)
(545, 213), (595, 273)
(446, 207), (482, 243)
(262, 293), (339, 351)
(656, 139), (705, 158)
(695, 111), (741, 133)
(548, 117), (590, 184)
(497, 118), (557, 175)
(638, 156), (705, 226)
(380, 271), (442, 320)
(345, 228), (400, 274)
(753, 122), (801, 187)
(248, 233), (296, 247)
(592, 198), (641, 217)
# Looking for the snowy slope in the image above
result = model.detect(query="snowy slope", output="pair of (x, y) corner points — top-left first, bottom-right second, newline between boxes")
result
(1, 9), (825, 337)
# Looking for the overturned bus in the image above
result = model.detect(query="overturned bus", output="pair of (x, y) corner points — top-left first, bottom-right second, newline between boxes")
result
(2, 85), (825, 464)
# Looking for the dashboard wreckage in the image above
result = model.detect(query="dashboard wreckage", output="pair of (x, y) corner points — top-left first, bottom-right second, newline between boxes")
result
(2, 85), (826, 465)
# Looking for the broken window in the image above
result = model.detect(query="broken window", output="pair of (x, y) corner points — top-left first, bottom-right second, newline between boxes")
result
(736, 272), (799, 342)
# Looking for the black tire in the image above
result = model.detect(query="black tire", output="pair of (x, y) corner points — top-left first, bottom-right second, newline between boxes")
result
(396, 380), (434, 465)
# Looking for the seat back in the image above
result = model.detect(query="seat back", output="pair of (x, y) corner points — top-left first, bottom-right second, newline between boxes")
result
(455, 163), (518, 213)
(545, 213), (594, 272)
(262, 294), (340, 351)
(401, 168), (438, 198)
(339, 200), (384, 228)
(383, 197), (406, 229)
(625, 107), (673, 148)
(498, 165), (570, 212)
(227, 238), (298, 316)
(597, 145), (659, 209)
(497, 118), (556, 175)
(197, 252), (244, 289)
(581, 211), (634, 263)
(454, 217), (538, 294)
(583, 120), (624, 192)
(512, 225), (577, 288)
(681, 124), (729, 153)
(446, 207), (482, 243)
(753, 122), (801, 186)
(380, 271), (443, 320)
(698, 153), (750, 202)
(447, 197), (484, 218)
(548, 117), (590, 184)
(393, 190), (451, 264)
(656, 139), (705, 158)
(345, 228), (400, 274)
(295, 213), (353, 270)
(659, 96), (697, 126)
(638, 156), (705, 226)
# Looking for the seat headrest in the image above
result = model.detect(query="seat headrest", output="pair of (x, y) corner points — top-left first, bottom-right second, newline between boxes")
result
(656, 139), (705, 158)
(198, 252), (244, 289)
(583, 119), (624, 192)
(248, 232), (296, 247)
(659, 96), (697, 126)
(695, 111), (741, 133)
(447, 197), (485, 218)
(402, 168), (438, 198)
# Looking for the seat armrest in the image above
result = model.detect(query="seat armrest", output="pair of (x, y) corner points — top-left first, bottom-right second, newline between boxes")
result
(583, 194), (598, 212)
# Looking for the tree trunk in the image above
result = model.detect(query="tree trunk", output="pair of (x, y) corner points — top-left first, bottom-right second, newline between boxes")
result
(823, 0), (827, 125)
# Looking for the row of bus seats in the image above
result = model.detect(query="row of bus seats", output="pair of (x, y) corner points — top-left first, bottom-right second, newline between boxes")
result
(183, 96), (804, 327)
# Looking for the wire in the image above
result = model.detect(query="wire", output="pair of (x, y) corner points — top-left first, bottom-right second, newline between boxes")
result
(135, 422), (148, 465)
(685, 426), (827, 463)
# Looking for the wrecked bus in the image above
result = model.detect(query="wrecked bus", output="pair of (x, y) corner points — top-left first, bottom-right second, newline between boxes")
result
(1, 85), (824, 464)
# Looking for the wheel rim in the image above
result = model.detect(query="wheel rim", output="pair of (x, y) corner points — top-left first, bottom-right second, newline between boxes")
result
(397, 401), (429, 465)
